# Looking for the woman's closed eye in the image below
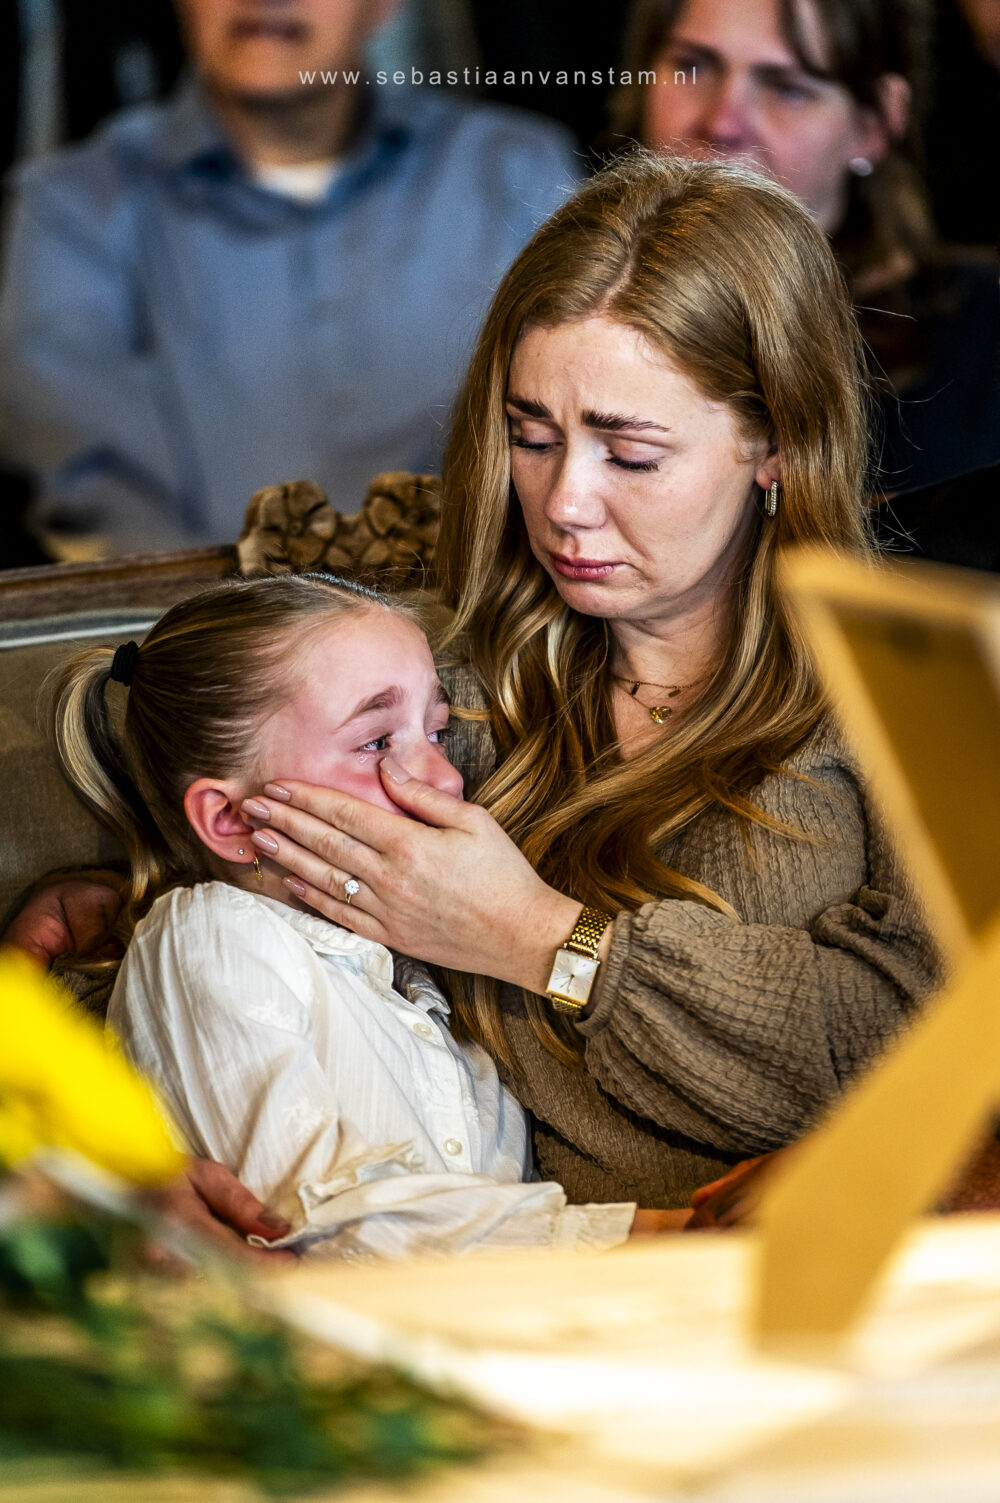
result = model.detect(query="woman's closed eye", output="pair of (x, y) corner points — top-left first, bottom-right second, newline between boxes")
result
(662, 47), (707, 79)
(509, 418), (556, 453)
(757, 65), (826, 105)
(608, 454), (660, 473)
(511, 429), (662, 473)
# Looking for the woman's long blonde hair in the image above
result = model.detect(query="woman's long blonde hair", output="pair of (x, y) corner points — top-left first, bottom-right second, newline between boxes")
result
(49, 574), (414, 961)
(437, 150), (874, 1065)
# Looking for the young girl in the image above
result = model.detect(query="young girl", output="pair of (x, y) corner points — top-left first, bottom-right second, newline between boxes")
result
(50, 574), (639, 1259)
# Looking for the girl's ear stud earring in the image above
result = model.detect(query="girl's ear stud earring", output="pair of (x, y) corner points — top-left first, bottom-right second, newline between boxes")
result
(237, 847), (263, 882)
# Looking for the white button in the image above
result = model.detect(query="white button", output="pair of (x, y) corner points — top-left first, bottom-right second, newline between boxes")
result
(443, 1138), (463, 1157)
(413, 1020), (434, 1039)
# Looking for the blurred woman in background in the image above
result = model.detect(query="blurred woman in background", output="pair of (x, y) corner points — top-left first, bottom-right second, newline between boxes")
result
(613, 0), (1000, 498)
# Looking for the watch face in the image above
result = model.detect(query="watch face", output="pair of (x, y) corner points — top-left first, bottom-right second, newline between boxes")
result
(548, 947), (599, 1004)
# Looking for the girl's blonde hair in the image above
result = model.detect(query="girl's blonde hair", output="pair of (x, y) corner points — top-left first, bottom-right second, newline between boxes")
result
(50, 574), (416, 957)
(437, 149), (874, 1066)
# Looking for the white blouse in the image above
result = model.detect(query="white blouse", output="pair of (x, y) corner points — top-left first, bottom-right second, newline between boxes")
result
(108, 883), (635, 1260)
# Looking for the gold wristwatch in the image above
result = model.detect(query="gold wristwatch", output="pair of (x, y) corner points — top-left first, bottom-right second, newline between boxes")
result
(545, 906), (614, 1014)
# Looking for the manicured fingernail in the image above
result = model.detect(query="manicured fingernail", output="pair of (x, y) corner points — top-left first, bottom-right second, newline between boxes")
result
(380, 754), (407, 783)
(258, 1210), (292, 1232)
(242, 797), (270, 820)
(264, 783), (292, 801)
(283, 877), (306, 898)
(252, 830), (278, 854)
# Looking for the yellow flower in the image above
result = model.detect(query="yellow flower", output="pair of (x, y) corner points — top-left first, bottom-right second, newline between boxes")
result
(0, 948), (183, 1186)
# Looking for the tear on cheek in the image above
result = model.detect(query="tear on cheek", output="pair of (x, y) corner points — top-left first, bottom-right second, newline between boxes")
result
(356, 752), (373, 765)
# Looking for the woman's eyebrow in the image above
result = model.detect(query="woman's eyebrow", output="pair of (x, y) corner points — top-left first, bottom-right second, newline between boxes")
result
(663, 36), (720, 65)
(507, 396), (670, 434)
(583, 410), (671, 434)
(757, 60), (833, 85)
(506, 394), (550, 417)
(336, 686), (403, 729)
(666, 34), (833, 84)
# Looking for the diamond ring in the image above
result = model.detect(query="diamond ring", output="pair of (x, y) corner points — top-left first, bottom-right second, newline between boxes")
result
(344, 878), (360, 905)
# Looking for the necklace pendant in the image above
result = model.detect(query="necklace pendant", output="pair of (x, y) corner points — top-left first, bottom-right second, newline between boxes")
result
(649, 705), (673, 724)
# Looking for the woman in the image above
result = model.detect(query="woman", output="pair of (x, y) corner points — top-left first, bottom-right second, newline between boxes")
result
(234, 151), (941, 1210)
(612, 0), (1000, 498)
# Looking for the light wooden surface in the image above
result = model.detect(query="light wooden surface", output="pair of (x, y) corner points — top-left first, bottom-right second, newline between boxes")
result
(253, 1214), (1000, 1498)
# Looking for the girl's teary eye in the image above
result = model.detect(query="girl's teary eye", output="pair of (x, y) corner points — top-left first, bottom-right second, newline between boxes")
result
(359, 735), (390, 753)
(429, 725), (450, 744)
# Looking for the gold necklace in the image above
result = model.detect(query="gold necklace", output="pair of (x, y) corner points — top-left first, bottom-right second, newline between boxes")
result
(611, 673), (692, 725)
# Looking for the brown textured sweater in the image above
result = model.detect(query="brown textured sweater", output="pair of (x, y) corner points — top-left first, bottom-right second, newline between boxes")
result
(442, 663), (944, 1210)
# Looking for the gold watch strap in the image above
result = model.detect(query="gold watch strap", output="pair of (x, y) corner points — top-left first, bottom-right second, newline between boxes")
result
(546, 906), (615, 1015)
(564, 905), (614, 958)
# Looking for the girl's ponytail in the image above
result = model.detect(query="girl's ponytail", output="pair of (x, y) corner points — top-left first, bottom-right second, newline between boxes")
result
(48, 646), (173, 920)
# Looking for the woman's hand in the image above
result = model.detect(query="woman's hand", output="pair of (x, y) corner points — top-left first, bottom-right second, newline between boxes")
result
(4, 871), (125, 967)
(629, 1208), (692, 1235)
(142, 1158), (296, 1268)
(686, 1152), (784, 1231)
(242, 757), (581, 994)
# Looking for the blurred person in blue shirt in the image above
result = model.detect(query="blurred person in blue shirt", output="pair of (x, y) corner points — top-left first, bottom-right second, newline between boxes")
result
(0, 0), (580, 553)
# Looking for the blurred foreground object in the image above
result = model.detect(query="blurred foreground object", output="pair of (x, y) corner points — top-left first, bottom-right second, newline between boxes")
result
(0, 1176), (488, 1493)
(0, 961), (495, 1492)
(747, 550), (1000, 1342)
(0, 948), (182, 1184)
(259, 1215), (1000, 1499)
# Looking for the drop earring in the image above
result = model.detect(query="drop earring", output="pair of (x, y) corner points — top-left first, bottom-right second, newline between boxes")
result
(765, 480), (779, 517)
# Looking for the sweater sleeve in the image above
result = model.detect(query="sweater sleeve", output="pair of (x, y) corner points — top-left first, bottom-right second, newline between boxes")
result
(574, 727), (944, 1156)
